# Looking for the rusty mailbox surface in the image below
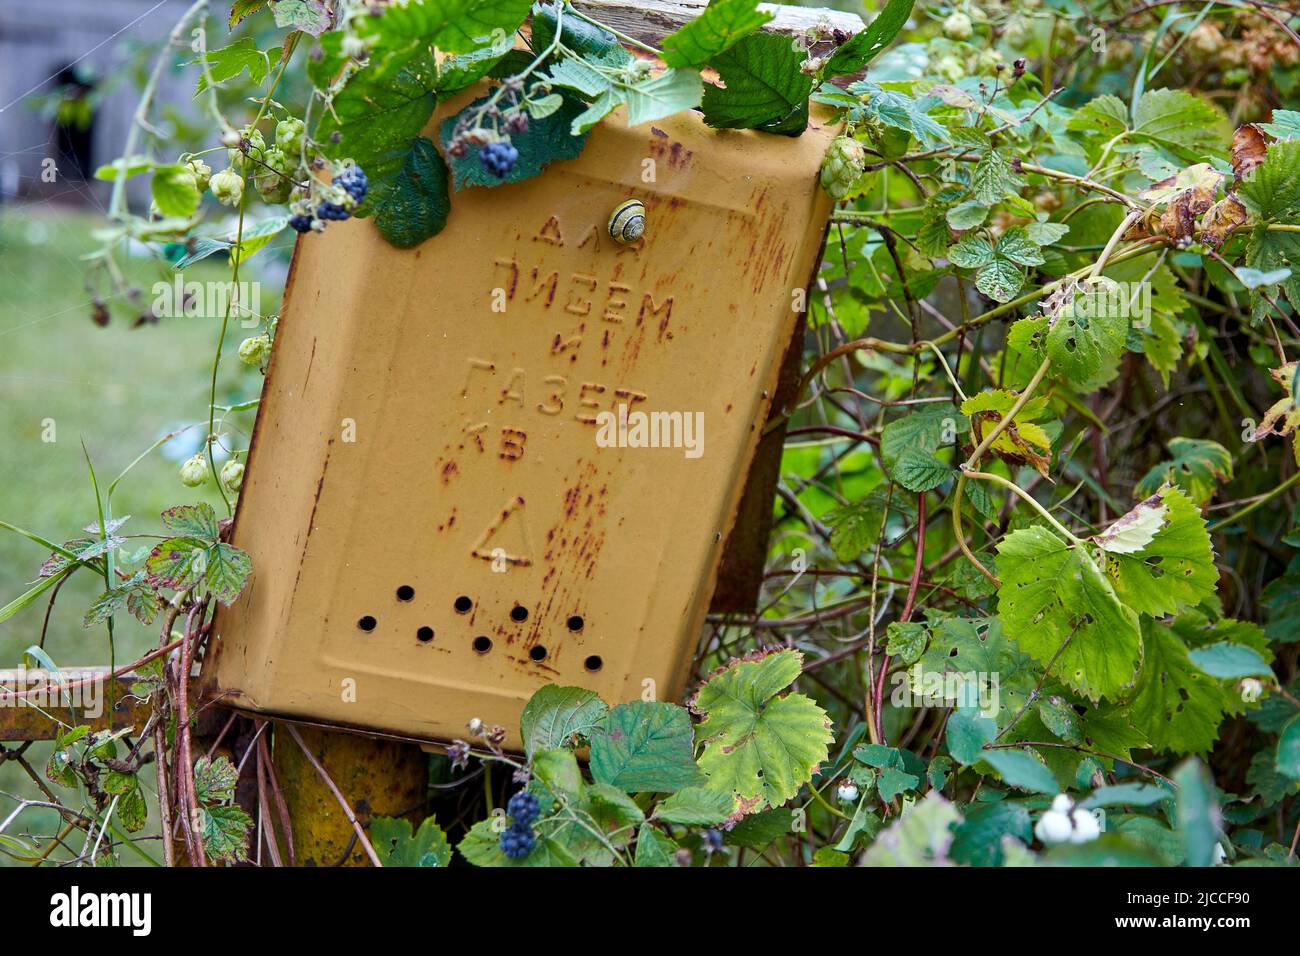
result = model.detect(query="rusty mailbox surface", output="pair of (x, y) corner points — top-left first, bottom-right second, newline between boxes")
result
(205, 94), (837, 750)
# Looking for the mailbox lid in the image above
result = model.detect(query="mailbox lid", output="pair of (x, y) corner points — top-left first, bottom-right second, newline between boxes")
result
(206, 97), (837, 749)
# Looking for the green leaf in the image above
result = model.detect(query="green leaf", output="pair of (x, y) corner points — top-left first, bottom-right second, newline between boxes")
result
(947, 235), (995, 268)
(661, 0), (772, 68)
(200, 804), (252, 864)
(360, 0), (532, 55)
(570, 89), (623, 134)
(441, 93), (591, 188)
(975, 258), (1024, 303)
(982, 748), (1058, 793)
(1103, 485), (1217, 618)
(530, 1), (631, 67)
(1044, 282), (1129, 382)
(530, 747), (583, 804)
(229, 0), (266, 29)
(1173, 759), (1221, 867)
(971, 150), (1018, 206)
(945, 201), (988, 231)
(545, 56), (611, 98)
(950, 801), (1030, 866)
(189, 37), (280, 93)
(371, 816), (451, 867)
(700, 32), (813, 135)
(724, 807), (793, 848)
(1241, 140), (1300, 221)
(1026, 220), (1070, 246)
(824, 0), (915, 77)
(862, 792), (960, 866)
(367, 137), (451, 248)
(589, 701), (703, 793)
(1260, 110), (1300, 141)
(884, 621), (927, 665)
(1135, 437), (1232, 507)
(996, 526), (1142, 701)
(1278, 716), (1300, 781)
(879, 402), (963, 467)
(893, 448), (951, 492)
(946, 708), (995, 765)
(692, 649), (833, 813)
(272, 0), (331, 36)
(193, 756), (238, 803)
(1038, 695), (1085, 745)
(878, 766), (919, 801)
(1131, 619), (1233, 755)
(1081, 783), (1173, 809)
(1188, 642), (1273, 679)
(151, 166), (201, 218)
(624, 68), (705, 127)
(634, 823), (678, 866)
(652, 786), (735, 825)
(316, 42), (439, 189)
(1244, 225), (1300, 315)
(520, 684), (608, 758)
(1132, 89), (1230, 163)
(996, 227), (1046, 267)
(231, 215), (289, 266)
(823, 488), (916, 560)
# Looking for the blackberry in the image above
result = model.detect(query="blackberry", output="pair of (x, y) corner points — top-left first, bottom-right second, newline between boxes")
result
(316, 201), (350, 221)
(479, 140), (519, 179)
(336, 164), (368, 203)
(506, 790), (540, 826)
(499, 822), (535, 859)
(289, 214), (315, 233)
(704, 828), (724, 852)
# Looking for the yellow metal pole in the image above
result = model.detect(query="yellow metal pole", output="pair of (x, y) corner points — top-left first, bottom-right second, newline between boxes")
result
(271, 724), (427, 867)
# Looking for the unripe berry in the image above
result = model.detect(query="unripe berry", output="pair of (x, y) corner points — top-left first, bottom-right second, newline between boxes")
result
(179, 454), (209, 488)
(835, 780), (859, 804)
(275, 117), (305, 155)
(1239, 677), (1264, 703)
(238, 333), (272, 366)
(227, 126), (266, 173)
(254, 146), (297, 204)
(209, 167), (244, 207)
(977, 48), (1004, 73)
(819, 134), (867, 201)
(220, 460), (245, 492)
(186, 158), (212, 191)
(943, 12), (973, 41)
(935, 55), (967, 83)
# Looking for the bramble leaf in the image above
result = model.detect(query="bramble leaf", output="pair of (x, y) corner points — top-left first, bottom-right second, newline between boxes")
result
(691, 649), (833, 814)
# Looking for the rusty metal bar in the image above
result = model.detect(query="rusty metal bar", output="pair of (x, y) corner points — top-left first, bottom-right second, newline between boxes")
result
(0, 668), (152, 741)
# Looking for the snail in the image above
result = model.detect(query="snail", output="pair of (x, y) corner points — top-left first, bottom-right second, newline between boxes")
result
(608, 199), (646, 244)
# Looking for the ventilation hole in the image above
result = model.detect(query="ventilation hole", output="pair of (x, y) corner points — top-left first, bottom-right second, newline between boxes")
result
(529, 645), (548, 662)
(567, 615), (584, 632)
(357, 616), (377, 632)
(584, 655), (603, 672)
(417, 626), (434, 643)
(454, 595), (473, 614)
(472, 635), (492, 654)
(396, 585), (415, 602)
(511, 605), (529, 623)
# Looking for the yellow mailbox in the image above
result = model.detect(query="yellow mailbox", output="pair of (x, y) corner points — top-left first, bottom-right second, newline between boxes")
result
(204, 89), (838, 750)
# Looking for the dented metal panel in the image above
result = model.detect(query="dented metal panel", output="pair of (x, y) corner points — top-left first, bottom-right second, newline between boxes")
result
(203, 92), (837, 750)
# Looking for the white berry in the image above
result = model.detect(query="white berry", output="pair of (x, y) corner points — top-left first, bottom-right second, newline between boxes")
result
(1069, 808), (1101, 843)
(1034, 809), (1073, 845)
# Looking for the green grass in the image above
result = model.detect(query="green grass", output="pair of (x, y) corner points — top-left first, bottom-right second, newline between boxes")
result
(0, 205), (278, 862)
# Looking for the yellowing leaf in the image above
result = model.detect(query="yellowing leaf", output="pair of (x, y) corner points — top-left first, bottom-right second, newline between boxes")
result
(690, 649), (833, 816)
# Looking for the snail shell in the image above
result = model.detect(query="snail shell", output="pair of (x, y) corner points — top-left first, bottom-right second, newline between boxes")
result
(608, 199), (646, 244)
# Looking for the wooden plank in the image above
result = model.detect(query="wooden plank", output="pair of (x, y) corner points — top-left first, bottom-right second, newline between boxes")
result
(0, 668), (152, 740)
(572, 0), (866, 45)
